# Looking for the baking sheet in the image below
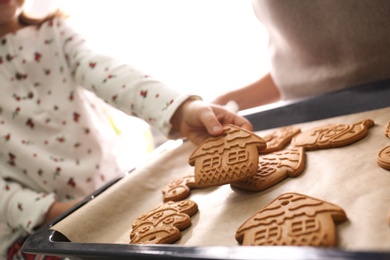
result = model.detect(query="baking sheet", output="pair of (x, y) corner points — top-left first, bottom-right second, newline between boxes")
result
(51, 106), (390, 251)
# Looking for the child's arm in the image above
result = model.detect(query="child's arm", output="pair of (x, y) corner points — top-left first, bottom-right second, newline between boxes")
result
(59, 18), (252, 142)
(0, 178), (56, 234)
(40, 199), (82, 227)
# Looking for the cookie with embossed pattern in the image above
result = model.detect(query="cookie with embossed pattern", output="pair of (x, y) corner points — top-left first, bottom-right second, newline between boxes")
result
(385, 121), (390, 139)
(260, 126), (301, 154)
(236, 192), (347, 247)
(189, 124), (267, 188)
(377, 145), (390, 170)
(291, 119), (374, 150)
(377, 121), (390, 171)
(231, 147), (305, 191)
(162, 175), (200, 202)
(130, 200), (198, 244)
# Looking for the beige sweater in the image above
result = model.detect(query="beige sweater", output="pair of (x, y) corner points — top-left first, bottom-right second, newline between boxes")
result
(253, 0), (390, 100)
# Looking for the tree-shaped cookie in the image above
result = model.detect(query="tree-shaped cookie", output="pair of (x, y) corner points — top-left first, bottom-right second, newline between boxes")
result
(130, 200), (198, 244)
(189, 124), (266, 187)
(162, 175), (200, 202)
(260, 126), (301, 154)
(292, 119), (374, 150)
(231, 147), (305, 191)
(236, 192), (347, 247)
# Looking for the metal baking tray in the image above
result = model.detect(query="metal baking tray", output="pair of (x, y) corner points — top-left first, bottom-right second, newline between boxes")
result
(23, 79), (390, 259)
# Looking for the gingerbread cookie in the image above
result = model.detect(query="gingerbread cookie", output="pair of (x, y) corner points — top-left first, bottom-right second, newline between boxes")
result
(231, 147), (305, 192)
(377, 145), (390, 170)
(377, 122), (390, 171)
(388, 209), (390, 226)
(130, 200), (198, 244)
(162, 175), (200, 202)
(189, 124), (266, 187)
(385, 121), (390, 139)
(236, 192), (347, 247)
(291, 119), (375, 150)
(259, 126), (301, 154)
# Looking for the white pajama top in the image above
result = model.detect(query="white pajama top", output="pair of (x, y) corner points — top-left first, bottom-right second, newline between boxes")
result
(0, 17), (192, 255)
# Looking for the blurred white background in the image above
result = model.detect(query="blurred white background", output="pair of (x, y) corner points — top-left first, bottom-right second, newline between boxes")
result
(22, 0), (271, 165)
(26, 0), (270, 102)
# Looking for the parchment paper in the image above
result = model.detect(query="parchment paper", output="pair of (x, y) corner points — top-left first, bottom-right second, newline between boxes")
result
(52, 107), (390, 251)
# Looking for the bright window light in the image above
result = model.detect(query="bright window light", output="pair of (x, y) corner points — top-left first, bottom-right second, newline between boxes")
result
(55, 0), (270, 101)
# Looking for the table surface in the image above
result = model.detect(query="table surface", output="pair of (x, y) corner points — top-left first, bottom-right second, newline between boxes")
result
(22, 79), (390, 259)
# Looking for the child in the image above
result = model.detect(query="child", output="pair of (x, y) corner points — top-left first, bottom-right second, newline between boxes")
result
(0, 0), (253, 258)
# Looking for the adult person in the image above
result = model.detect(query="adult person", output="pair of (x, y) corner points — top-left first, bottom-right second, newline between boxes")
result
(214, 0), (390, 110)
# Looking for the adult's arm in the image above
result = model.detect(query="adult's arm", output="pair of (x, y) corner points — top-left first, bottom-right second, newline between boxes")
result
(213, 73), (281, 110)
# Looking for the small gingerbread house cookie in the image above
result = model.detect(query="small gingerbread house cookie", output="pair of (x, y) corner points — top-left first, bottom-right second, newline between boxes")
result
(189, 124), (266, 187)
(236, 192), (347, 247)
(130, 200), (198, 244)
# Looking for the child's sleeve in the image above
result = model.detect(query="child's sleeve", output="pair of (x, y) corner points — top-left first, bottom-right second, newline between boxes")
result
(0, 177), (56, 234)
(57, 18), (197, 138)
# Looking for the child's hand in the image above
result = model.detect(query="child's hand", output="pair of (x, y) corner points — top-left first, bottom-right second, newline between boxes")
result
(170, 99), (253, 146)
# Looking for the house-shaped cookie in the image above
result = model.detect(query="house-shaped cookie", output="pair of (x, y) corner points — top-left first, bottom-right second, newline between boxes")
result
(231, 147), (306, 191)
(236, 192), (347, 247)
(130, 200), (198, 244)
(188, 124), (266, 187)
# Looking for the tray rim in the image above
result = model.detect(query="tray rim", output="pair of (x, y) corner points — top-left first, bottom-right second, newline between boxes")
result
(23, 183), (390, 260)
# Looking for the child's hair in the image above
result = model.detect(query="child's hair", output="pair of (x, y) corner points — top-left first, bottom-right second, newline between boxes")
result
(18, 9), (68, 27)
